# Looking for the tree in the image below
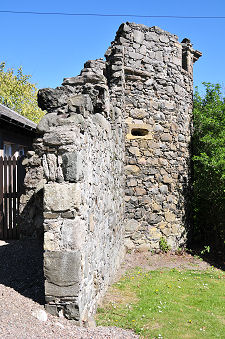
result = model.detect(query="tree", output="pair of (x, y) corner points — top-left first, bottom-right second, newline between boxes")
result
(0, 62), (45, 123)
(192, 82), (225, 254)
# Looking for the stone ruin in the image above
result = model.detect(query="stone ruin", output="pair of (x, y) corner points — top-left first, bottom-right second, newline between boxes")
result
(20, 22), (201, 324)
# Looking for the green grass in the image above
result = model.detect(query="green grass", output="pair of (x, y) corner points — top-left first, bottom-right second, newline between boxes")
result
(96, 268), (225, 338)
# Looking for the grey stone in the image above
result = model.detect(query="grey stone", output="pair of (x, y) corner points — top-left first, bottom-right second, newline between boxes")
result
(133, 30), (144, 43)
(64, 303), (80, 320)
(159, 35), (169, 43)
(44, 183), (81, 212)
(129, 52), (143, 60)
(38, 88), (67, 112)
(159, 185), (169, 194)
(146, 32), (159, 41)
(62, 152), (83, 183)
(147, 213), (162, 224)
(68, 94), (93, 115)
(125, 219), (140, 233)
(37, 113), (59, 134)
(44, 251), (81, 296)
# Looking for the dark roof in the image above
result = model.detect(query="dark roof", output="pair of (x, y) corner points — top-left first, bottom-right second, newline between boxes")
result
(0, 103), (37, 131)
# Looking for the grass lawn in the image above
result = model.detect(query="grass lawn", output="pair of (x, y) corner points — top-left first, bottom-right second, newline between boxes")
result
(96, 267), (225, 338)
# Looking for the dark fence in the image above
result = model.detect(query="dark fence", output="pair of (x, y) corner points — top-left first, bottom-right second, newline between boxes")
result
(0, 156), (25, 240)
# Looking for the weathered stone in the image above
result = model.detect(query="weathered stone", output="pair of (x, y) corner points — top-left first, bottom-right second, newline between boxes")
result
(38, 88), (67, 112)
(159, 185), (169, 194)
(159, 35), (169, 43)
(161, 133), (172, 142)
(61, 211), (76, 219)
(43, 131), (76, 146)
(62, 152), (83, 182)
(44, 251), (81, 297)
(68, 94), (93, 115)
(147, 213), (162, 224)
(133, 30), (144, 43)
(129, 52), (143, 60)
(44, 183), (81, 212)
(127, 179), (137, 187)
(124, 238), (136, 250)
(165, 211), (176, 222)
(125, 219), (140, 233)
(145, 31), (159, 41)
(61, 218), (86, 250)
(43, 212), (60, 219)
(135, 187), (147, 196)
(148, 227), (161, 240)
(163, 175), (172, 184)
(129, 147), (140, 157)
(37, 113), (59, 133)
(125, 165), (140, 173)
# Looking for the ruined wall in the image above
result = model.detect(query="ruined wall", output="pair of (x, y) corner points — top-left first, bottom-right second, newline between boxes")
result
(21, 58), (125, 324)
(20, 22), (201, 323)
(109, 23), (201, 251)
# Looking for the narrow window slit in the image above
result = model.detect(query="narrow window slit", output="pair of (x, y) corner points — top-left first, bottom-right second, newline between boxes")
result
(131, 128), (149, 136)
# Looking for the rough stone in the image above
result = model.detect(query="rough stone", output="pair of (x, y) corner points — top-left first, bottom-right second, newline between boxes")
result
(44, 183), (81, 212)
(62, 152), (83, 182)
(68, 94), (93, 115)
(125, 219), (140, 233)
(32, 309), (48, 322)
(133, 30), (144, 43)
(165, 211), (176, 222)
(20, 21), (201, 325)
(44, 251), (81, 297)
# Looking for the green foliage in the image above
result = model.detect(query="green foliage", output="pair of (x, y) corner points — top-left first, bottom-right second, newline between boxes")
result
(96, 268), (225, 338)
(159, 237), (171, 253)
(200, 245), (211, 255)
(192, 82), (225, 253)
(0, 62), (45, 123)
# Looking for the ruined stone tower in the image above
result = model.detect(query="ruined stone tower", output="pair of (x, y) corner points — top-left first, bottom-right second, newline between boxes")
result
(20, 22), (201, 323)
(119, 24), (202, 251)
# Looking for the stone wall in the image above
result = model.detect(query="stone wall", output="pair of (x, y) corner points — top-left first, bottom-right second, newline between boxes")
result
(111, 23), (201, 251)
(20, 22), (201, 323)
(21, 57), (125, 324)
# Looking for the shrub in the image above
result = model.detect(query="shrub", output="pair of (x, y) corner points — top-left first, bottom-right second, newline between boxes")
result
(192, 83), (225, 254)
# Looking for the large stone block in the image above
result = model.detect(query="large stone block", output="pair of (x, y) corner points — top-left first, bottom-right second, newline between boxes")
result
(62, 152), (83, 182)
(44, 183), (81, 212)
(68, 94), (93, 115)
(38, 87), (67, 112)
(61, 218), (86, 250)
(44, 251), (81, 297)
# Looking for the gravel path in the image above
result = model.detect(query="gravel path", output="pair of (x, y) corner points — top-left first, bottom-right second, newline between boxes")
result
(0, 240), (139, 339)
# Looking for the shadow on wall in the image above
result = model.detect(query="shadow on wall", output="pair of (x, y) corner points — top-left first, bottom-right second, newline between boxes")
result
(19, 188), (44, 240)
(0, 238), (45, 305)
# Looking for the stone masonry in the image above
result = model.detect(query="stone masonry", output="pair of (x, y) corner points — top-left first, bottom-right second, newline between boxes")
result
(120, 24), (201, 251)
(20, 22), (201, 323)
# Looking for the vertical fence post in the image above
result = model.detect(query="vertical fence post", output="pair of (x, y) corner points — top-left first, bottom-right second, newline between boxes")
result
(12, 156), (17, 239)
(3, 156), (8, 239)
(0, 156), (3, 239)
(0, 155), (25, 240)
(8, 156), (13, 239)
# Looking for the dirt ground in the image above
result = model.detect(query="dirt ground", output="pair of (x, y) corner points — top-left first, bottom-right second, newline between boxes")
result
(0, 239), (222, 338)
(116, 249), (213, 280)
(0, 239), (138, 338)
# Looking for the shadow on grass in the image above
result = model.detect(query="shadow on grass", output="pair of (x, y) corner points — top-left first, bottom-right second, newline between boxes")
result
(0, 239), (45, 305)
(187, 247), (225, 271)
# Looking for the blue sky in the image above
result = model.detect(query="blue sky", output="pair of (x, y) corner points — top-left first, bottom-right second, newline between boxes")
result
(1, 0), (225, 94)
